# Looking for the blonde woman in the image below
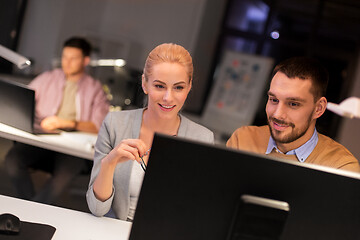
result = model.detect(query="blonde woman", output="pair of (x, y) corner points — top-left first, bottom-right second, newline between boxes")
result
(86, 43), (214, 221)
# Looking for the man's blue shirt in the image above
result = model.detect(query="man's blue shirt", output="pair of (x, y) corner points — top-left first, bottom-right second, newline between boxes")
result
(265, 129), (318, 162)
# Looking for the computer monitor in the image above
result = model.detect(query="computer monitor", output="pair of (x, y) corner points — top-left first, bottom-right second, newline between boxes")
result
(0, 78), (35, 132)
(129, 134), (360, 240)
(0, 78), (59, 134)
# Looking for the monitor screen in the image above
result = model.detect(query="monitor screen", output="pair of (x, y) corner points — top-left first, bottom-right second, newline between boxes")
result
(130, 134), (360, 240)
(0, 78), (35, 132)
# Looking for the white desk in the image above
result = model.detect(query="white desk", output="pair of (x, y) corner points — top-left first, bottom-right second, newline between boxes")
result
(0, 123), (96, 160)
(0, 194), (132, 239)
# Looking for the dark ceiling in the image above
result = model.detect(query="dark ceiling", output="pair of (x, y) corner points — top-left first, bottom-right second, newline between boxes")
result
(269, 0), (360, 55)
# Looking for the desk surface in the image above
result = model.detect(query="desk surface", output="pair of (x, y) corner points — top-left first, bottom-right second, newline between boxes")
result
(0, 195), (132, 239)
(0, 123), (96, 160)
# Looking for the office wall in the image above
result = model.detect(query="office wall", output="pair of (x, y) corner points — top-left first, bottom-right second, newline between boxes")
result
(16, 0), (226, 114)
(16, 0), (66, 73)
(17, 0), (207, 73)
(338, 51), (360, 160)
(186, 0), (226, 113)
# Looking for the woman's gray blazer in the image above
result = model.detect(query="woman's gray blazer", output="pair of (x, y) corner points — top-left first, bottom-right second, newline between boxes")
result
(86, 108), (214, 220)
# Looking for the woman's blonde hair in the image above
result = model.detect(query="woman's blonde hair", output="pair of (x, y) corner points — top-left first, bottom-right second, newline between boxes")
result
(143, 43), (193, 83)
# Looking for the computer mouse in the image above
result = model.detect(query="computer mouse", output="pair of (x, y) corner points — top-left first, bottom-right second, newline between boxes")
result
(0, 213), (21, 234)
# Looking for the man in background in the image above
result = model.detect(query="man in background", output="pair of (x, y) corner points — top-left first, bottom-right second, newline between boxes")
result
(5, 37), (110, 204)
(227, 57), (360, 172)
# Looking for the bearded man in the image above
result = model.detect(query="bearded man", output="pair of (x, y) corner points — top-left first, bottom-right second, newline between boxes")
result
(227, 57), (359, 172)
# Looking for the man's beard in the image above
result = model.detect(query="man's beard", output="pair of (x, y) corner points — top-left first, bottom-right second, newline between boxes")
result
(267, 116), (312, 144)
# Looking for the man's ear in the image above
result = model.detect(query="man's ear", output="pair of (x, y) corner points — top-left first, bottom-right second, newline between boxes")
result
(83, 56), (90, 67)
(142, 74), (148, 94)
(313, 96), (327, 119)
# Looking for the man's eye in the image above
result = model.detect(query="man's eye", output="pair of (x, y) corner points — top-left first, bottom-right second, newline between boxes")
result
(269, 98), (278, 103)
(289, 102), (300, 107)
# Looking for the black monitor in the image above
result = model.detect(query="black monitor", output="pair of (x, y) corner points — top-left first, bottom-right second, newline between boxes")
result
(129, 134), (360, 240)
(0, 78), (59, 134)
(0, 78), (35, 132)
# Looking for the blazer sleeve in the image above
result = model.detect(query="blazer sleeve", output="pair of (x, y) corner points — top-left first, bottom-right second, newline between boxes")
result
(86, 113), (115, 217)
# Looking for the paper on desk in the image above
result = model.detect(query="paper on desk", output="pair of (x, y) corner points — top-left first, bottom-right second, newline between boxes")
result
(327, 97), (360, 119)
(61, 131), (97, 149)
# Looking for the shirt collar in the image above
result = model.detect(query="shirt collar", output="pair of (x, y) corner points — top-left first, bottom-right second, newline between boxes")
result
(265, 129), (318, 162)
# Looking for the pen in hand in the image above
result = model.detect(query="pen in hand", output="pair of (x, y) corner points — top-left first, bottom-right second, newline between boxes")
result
(139, 148), (151, 172)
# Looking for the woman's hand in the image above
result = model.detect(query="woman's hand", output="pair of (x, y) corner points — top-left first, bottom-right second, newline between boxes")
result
(93, 138), (147, 202)
(103, 139), (148, 166)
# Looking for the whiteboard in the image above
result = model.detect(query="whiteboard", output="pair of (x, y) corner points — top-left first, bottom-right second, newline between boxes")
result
(202, 51), (274, 136)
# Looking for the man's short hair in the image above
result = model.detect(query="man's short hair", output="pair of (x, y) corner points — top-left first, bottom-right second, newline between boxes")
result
(63, 37), (92, 57)
(272, 57), (329, 101)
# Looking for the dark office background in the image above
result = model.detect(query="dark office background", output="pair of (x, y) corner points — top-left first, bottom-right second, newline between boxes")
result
(203, 0), (360, 140)
(0, 0), (27, 73)
(1, 0), (360, 140)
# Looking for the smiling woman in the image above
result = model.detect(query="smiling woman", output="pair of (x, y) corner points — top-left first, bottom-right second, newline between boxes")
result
(86, 43), (214, 221)
(142, 61), (191, 125)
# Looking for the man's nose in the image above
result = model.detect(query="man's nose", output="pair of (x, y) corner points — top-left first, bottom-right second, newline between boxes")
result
(273, 103), (287, 119)
(62, 58), (70, 65)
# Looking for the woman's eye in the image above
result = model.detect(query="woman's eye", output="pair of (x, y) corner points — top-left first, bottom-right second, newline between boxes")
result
(175, 86), (184, 90)
(155, 85), (164, 89)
